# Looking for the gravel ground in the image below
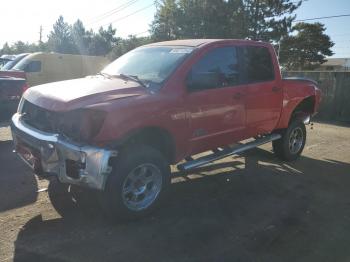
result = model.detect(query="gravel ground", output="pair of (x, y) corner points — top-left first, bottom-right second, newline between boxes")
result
(0, 121), (350, 262)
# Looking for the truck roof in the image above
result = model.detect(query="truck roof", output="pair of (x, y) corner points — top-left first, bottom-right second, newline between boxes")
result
(26, 52), (107, 59)
(146, 39), (269, 48)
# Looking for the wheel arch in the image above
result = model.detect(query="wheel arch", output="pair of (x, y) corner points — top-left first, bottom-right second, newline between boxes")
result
(277, 95), (316, 129)
(289, 96), (316, 123)
(108, 126), (177, 164)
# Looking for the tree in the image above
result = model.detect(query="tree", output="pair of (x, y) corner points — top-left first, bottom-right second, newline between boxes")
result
(99, 25), (119, 48)
(279, 22), (334, 70)
(151, 0), (240, 40)
(240, 0), (302, 42)
(12, 41), (27, 53)
(151, 0), (181, 40)
(178, 0), (236, 38)
(71, 19), (91, 55)
(0, 17), (125, 57)
(0, 41), (44, 55)
(0, 42), (14, 55)
(88, 25), (119, 56)
(151, 0), (303, 41)
(47, 16), (76, 54)
(109, 36), (152, 59)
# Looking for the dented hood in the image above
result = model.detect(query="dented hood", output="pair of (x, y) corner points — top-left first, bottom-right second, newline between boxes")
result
(23, 75), (147, 111)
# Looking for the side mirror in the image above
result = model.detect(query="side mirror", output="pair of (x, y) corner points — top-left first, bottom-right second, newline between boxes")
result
(187, 71), (220, 91)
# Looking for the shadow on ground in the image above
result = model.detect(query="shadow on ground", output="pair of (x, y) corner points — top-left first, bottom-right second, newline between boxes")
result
(0, 140), (38, 212)
(12, 148), (350, 262)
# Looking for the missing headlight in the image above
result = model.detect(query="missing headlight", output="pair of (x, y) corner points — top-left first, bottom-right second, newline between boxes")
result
(58, 109), (107, 143)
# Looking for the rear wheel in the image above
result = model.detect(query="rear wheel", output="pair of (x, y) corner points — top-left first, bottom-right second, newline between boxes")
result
(273, 120), (306, 161)
(100, 145), (170, 221)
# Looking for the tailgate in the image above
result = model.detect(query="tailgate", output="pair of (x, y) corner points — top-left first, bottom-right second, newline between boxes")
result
(0, 77), (26, 101)
(0, 70), (26, 78)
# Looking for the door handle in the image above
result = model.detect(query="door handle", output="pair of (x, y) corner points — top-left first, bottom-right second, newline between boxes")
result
(272, 86), (281, 93)
(233, 92), (244, 100)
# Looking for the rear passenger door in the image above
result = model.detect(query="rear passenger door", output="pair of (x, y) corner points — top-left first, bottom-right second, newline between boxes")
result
(239, 46), (283, 136)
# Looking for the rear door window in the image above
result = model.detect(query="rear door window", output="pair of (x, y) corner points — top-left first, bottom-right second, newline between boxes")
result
(240, 46), (274, 83)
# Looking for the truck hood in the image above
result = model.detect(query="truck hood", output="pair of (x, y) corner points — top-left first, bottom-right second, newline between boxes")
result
(23, 75), (147, 111)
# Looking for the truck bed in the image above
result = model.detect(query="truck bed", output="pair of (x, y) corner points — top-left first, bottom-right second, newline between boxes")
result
(0, 76), (26, 120)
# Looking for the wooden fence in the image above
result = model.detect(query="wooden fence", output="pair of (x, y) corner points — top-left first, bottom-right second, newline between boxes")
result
(283, 71), (350, 121)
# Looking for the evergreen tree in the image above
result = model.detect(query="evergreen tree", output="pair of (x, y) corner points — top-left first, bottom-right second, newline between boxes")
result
(88, 25), (119, 56)
(0, 42), (13, 55)
(47, 16), (76, 54)
(151, 0), (303, 41)
(279, 22), (334, 70)
(71, 19), (91, 55)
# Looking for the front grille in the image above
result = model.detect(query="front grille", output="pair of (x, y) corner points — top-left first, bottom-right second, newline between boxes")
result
(21, 100), (58, 133)
(20, 99), (86, 143)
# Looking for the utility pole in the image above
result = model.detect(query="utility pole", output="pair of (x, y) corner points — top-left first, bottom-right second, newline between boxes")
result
(39, 25), (43, 43)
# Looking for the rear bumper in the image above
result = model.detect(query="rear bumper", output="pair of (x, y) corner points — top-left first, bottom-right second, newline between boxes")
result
(11, 113), (117, 190)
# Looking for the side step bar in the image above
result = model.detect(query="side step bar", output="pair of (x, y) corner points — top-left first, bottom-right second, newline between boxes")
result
(177, 133), (281, 171)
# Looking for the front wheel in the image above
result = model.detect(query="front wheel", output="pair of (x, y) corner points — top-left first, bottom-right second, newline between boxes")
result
(99, 145), (170, 221)
(273, 120), (306, 161)
(48, 178), (99, 218)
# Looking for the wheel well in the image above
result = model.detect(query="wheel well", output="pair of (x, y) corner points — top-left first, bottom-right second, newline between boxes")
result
(121, 127), (176, 164)
(290, 96), (315, 123)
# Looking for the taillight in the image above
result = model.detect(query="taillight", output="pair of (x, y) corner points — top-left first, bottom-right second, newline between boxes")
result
(22, 83), (29, 94)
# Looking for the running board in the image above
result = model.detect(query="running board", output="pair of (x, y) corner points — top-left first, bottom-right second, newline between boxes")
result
(177, 133), (281, 171)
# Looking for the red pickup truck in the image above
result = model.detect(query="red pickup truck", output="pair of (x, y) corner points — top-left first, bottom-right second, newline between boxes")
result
(11, 39), (321, 220)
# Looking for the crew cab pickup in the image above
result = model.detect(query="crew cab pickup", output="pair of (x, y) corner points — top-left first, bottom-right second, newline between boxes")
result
(11, 39), (321, 220)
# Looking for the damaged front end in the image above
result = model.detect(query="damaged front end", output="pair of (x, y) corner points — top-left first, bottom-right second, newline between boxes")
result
(11, 99), (117, 190)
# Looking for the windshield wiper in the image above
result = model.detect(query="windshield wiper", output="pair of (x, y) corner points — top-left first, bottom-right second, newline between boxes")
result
(97, 72), (112, 78)
(119, 73), (147, 88)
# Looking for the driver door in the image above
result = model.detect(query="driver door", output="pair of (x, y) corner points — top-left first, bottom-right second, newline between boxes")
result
(185, 46), (246, 155)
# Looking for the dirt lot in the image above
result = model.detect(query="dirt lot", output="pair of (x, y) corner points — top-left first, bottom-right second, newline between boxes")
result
(0, 121), (350, 262)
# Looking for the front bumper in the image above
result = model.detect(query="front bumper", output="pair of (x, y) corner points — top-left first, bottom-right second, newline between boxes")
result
(11, 113), (117, 190)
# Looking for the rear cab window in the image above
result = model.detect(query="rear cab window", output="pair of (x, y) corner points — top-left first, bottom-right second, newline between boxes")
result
(239, 46), (275, 83)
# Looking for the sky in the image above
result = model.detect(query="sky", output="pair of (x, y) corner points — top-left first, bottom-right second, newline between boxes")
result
(0, 0), (350, 58)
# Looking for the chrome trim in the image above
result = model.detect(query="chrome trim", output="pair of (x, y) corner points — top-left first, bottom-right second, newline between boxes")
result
(11, 113), (117, 190)
(122, 163), (162, 211)
(303, 115), (311, 125)
(12, 113), (59, 142)
(178, 133), (282, 171)
(17, 97), (25, 113)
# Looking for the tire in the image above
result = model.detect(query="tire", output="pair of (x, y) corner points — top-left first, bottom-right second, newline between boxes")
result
(99, 144), (170, 221)
(48, 178), (79, 218)
(48, 178), (99, 218)
(273, 119), (306, 161)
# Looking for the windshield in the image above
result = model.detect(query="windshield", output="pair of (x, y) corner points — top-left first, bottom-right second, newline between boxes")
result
(102, 46), (194, 87)
(11, 57), (31, 71)
(3, 59), (18, 70)
(3, 54), (28, 70)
